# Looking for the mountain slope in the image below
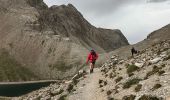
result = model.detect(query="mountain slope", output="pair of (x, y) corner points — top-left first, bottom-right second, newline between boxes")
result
(99, 39), (170, 100)
(13, 39), (170, 100)
(103, 24), (170, 60)
(0, 0), (129, 81)
(147, 24), (170, 41)
(0, 49), (38, 82)
(34, 3), (129, 52)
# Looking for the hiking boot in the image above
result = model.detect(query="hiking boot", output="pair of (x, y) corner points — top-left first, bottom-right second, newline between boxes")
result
(91, 68), (94, 73)
(90, 69), (92, 74)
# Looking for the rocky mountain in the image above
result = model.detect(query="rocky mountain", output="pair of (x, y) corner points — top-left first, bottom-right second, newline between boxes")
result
(0, 0), (129, 81)
(99, 39), (170, 100)
(147, 24), (170, 41)
(101, 24), (170, 60)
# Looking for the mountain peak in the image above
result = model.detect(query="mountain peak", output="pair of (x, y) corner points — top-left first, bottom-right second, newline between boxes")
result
(26, 0), (48, 9)
(49, 3), (77, 11)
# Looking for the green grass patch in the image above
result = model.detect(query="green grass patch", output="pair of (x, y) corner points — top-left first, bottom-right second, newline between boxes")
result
(123, 78), (141, 89)
(126, 64), (139, 75)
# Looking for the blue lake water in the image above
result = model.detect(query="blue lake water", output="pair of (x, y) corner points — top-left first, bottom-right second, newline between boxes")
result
(0, 81), (56, 97)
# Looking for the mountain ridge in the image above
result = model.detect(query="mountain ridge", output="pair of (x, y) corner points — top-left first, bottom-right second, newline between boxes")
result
(0, 0), (129, 81)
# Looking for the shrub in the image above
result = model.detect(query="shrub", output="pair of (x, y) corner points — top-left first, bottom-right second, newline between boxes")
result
(135, 84), (142, 92)
(115, 76), (123, 83)
(122, 95), (136, 100)
(109, 72), (116, 79)
(139, 95), (162, 100)
(99, 79), (103, 84)
(158, 70), (165, 75)
(127, 64), (139, 74)
(152, 84), (162, 91)
(128, 73), (134, 77)
(107, 90), (112, 95)
(145, 66), (162, 79)
(108, 98), (114, 100)
(123, 78), (141, 89)
(104, 81), (107, 86)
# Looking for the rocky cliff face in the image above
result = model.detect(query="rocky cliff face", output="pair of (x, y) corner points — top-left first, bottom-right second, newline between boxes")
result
(33, 3), (129, 52)
(0, 0), (129, 81)
(147, 24), (170, 41)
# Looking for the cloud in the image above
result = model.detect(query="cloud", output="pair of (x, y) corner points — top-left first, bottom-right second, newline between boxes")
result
(44, 0), (143, 17)
(70, 0), (135, 16)
(147, 0), (168, 3)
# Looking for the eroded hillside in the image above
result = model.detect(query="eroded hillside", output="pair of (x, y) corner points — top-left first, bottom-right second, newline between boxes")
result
(0, 0), (129, 81)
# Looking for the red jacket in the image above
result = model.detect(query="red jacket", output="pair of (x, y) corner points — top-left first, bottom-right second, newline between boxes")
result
(86, 52), (98, 63)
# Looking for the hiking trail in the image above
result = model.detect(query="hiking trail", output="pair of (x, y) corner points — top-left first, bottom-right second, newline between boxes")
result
(67, 68), (107, 100)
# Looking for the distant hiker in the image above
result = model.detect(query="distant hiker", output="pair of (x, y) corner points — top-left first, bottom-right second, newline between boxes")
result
(131, 47), (138, 57)
(86, 50), (98, 73)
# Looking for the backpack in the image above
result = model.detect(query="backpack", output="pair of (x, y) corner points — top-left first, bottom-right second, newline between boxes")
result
(90, 51), (97, 61)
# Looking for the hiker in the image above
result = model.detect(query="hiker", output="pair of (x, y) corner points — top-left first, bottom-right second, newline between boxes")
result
(131, 47), (138, 57)
(86, 50), (98, 73)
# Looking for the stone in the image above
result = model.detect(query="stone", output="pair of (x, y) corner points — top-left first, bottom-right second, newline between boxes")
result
(66, 84), (74, 92)
(149, 57), (162, 64)
(99, 79), (103, 84)
(135, 62), (144, 68)
(106, 90), (112, 95)
(50, 88), (64, 96)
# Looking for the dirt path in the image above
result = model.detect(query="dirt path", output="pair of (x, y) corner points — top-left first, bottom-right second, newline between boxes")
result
(67, 68), (107, 100)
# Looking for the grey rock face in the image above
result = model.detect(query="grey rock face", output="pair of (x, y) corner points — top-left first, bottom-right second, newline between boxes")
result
(147, 24), (170, 41)
(0, 0), (129, 81)
(36, 3), (129, 52)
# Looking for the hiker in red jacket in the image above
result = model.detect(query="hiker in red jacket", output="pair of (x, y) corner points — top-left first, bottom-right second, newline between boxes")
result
(86, 50), (98, 73)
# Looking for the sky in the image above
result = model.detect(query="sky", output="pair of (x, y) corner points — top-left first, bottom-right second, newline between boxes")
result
(44, 0), (170, 44)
